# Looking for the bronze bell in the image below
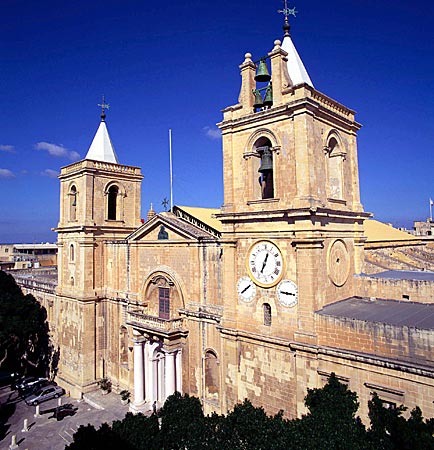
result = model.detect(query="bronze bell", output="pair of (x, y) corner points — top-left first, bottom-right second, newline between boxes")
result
(255, 59), (271, 82)
(263, 83), (273, 107)
(258, 146), (273, 173)
(253, 89), (263, 109)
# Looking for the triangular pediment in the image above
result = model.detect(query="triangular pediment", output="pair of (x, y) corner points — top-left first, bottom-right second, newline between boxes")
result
(127, 212), (218, 242)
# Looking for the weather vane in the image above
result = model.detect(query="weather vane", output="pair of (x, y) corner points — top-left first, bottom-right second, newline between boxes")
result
(162, 197), (169, 211)
(278, 0), (297, 19)
(278, 1), (297, 36)
(98, 95), (110, 121)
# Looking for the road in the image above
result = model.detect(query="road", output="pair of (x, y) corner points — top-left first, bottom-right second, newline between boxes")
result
(0, 385), (131, 449)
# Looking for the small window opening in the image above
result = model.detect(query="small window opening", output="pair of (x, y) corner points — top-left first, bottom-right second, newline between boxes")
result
(108, 185), (119, 220)
(69, 244), (74, 261)
(402, 294), (410, 300)
(70, 276), (75, 286)
(158, 287), (170, 320)
(381, 400), (397, 410)
(263, 303), (272, 326)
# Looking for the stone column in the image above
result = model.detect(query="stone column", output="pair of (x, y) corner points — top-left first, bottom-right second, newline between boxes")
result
(165, 351), (176, 398)
(147, 342), (158, 403)
(157, 355), (165, 402)
(144, 340), (150, 402)
(175, 350), (182, 393)
(133, 339), (145, 407)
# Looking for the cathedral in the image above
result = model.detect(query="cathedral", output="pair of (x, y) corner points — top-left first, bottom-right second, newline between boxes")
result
(16, 15), (434, 422)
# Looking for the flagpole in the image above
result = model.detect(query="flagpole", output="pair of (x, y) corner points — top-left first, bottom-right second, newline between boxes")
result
(430, 198), (433, 222)
(169, 129), (173, 212)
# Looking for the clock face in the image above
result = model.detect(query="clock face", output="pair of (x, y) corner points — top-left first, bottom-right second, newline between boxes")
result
(237, 276), (256, 302)
(276, 280), (298, 307)
(247, 241), (284, 287)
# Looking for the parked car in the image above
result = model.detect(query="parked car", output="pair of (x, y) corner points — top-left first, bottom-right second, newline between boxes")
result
(25, 384), (65, 406)
(15, 376), (48, 395)
(0, 370), (19, 387)
(49, 403), (78, 421)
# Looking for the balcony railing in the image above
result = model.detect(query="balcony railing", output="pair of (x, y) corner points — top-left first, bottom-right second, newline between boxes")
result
(127, 310), (184, 333)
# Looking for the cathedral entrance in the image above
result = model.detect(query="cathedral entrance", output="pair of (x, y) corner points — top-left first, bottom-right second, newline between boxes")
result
(130, 332), (183, 412)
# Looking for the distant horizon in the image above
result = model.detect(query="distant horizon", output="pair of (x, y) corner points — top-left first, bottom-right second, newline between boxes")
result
(1, 213), (431, 245)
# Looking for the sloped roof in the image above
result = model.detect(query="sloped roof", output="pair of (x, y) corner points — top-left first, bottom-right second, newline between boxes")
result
(85, 120), (119, 164)
(364, 219), (417, 243)
(317, 296), (434, 330)
(174, 206), (222, 234)
(281, 35), (314, 87)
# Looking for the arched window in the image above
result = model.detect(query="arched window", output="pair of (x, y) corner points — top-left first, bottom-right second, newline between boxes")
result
(159, 287), (170, 320)
(326, 136), (345, 200)
(254, 137), (274, 199)
(263, 303), (272, 326)
(69, 244), (74, 262)
(69, 185), (77, 221)
(205, 350), (219, 401)
(70, 276), (75, 286)
(107, 185), (119, 220)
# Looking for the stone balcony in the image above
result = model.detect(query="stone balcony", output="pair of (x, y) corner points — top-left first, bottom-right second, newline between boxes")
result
(126, 310), (187, 338)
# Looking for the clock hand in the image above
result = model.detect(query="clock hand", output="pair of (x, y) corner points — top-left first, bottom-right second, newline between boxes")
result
(241, 284), (251, 294)
(281, 291), (295, 296)
(260, 253), (269, 273)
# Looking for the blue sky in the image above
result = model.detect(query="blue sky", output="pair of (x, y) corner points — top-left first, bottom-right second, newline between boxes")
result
(1, 0), (433, 243)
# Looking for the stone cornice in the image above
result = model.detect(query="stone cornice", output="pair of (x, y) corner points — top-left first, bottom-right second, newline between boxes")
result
(217, 326), (434, 379)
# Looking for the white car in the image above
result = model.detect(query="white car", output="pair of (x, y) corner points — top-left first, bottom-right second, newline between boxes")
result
(25, 384), (65, 405)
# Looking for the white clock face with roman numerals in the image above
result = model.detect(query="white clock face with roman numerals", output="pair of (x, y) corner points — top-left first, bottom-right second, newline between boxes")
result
(247, 241), (283, 288)
(237, 276), (256, 302)
(276, 280), (298, 307)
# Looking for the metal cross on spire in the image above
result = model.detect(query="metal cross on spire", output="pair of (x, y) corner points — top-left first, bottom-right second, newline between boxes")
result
(162, 197), (169, 211)
(98, 95), (110, 122)
(278, 1), (297, 36)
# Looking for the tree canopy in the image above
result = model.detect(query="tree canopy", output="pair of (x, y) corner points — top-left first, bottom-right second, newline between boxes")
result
(0, 270), (50, 375)
(67, 373), (434, 450)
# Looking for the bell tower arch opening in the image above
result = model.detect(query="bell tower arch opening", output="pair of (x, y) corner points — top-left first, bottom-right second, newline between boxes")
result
(253, 136), (274, 200)
(107, 184), (119, 220)
(325, 133), (346, 201)
(69, 185), (77, 222)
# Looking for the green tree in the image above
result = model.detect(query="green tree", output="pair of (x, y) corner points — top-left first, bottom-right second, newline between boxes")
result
(0, 271), (50, 374)
(289, 373), (368, 450)
(158, 391), (206, 450)
(211, 399), (290, 450)
(112, 412), (160, 450)
(367, 392), (434, 450)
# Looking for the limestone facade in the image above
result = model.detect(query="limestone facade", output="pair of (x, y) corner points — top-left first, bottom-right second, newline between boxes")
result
(14, 33), (434, 423)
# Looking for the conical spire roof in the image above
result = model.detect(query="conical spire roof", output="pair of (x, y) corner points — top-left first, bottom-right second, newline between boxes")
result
(281, 34), (314, 88)
(85, 119), (119, 164)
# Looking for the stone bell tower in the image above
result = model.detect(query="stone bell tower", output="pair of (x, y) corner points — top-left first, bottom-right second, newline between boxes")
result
(54, 104), (143, 395)
(217, 15), (369, 353)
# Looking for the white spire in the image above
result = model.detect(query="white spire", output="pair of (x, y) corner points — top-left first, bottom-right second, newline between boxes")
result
(281, 34), (314, 88)
(85, 120), (119, 164)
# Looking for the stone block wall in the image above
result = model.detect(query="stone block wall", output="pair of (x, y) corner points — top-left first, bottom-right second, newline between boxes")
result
(355, 275), (434, 303)
(317, 315), (433, 369)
